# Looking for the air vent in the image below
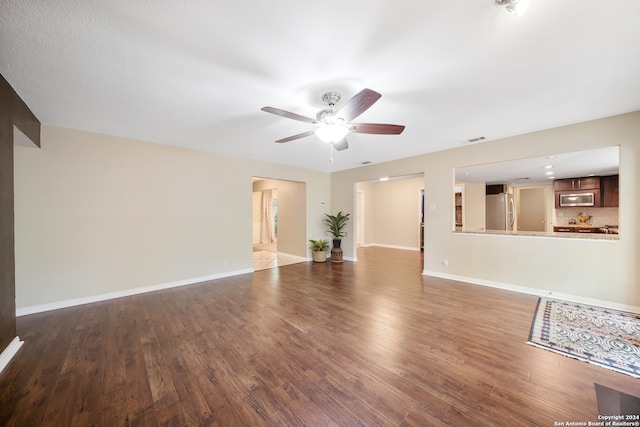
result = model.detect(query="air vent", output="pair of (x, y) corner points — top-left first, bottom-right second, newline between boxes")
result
(460, 136), (487, 145)
(361, 161), (373, 165)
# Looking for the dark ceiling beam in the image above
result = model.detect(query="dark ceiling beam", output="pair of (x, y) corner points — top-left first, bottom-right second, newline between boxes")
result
(0, 72), (41, 358)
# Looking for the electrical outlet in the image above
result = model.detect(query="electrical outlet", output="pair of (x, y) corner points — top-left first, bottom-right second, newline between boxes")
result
(224, 259), (228, 267)
(442, 259), (449, 267)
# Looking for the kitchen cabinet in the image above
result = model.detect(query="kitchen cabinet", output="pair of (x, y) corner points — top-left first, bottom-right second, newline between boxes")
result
(554, 226), (601, 234)
(486, 184), (507, 195)
(601, 175), (619, 207)
(553, 177), (600, 191)
(554, 176), (601, 208)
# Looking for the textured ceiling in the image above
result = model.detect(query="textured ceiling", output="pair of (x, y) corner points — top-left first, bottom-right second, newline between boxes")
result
(1, 0), (639, 172)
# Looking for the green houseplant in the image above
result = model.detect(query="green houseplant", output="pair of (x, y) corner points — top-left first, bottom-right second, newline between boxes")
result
(323, 211), (350, 263)
(308, 239), (329, 263)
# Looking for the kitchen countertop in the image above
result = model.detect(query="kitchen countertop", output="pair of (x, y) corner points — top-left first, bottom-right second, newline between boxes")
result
(454, 229), (620, 240)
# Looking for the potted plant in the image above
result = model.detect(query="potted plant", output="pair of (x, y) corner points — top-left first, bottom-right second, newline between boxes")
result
(308, 239), (329, 263)
(323, 211), (350, 263)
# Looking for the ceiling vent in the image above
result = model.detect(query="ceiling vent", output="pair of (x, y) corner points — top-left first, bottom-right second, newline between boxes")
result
(460, 136), (487, 145)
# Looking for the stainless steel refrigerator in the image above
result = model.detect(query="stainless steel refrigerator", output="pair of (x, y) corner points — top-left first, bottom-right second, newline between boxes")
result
(486, 193), (515, 231)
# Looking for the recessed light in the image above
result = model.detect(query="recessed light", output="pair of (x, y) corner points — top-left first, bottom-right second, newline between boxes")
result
(379, 177), (389, 182)
(548, 176), (555, 180)
(545, 155), (557, 159)
(543, 165), (554, 169)
(545, 171), (554, 175)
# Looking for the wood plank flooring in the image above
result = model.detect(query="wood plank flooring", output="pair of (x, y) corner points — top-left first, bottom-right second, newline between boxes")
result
(1, 247), (638, 426)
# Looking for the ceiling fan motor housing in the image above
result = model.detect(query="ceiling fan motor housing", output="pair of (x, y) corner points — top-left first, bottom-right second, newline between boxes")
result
(317, 92), (342, 123)
(321, 91), (341, 106)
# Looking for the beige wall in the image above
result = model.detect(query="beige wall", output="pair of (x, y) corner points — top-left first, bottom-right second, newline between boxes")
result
(459, 182), (485, 232)
(332, 112), (640, 309)
(13, 112), (640, 311)
(356, 177), (423, 250)
(14, 125), (330, 309)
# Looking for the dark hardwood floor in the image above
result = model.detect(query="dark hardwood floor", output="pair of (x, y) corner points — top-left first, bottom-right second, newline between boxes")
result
(1, 247), (637, 426)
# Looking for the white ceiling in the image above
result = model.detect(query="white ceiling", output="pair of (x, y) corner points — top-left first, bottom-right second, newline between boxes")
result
(1, 0), (639, 173)
(455, 146), (619, 187)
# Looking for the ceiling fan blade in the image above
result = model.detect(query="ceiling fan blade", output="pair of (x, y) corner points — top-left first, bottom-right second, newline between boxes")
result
(335, 88), (381, 122)
(333, 138), (349, 151)
(261, 106), (318, 124)
(275, 130), (315, 143)
(352, 123), (405, 135)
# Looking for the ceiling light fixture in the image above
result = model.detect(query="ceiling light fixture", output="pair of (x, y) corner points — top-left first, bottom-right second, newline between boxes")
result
(496, 0), (530, 16)
(315, 124), (349, 143)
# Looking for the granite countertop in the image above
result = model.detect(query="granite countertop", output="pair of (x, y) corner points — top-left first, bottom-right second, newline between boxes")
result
(455, 229), (620, 240)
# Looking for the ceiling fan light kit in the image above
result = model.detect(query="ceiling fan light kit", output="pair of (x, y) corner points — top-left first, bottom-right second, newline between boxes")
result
(315, 124), (349, 143)
(496, 0), (530, 16)
(261, 88), (405, 157)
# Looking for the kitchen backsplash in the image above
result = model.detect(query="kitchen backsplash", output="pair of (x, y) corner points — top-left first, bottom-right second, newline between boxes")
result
(555, 207), (619, 227)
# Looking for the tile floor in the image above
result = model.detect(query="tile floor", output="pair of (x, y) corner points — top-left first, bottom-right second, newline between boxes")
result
(252, 242), (306, 271)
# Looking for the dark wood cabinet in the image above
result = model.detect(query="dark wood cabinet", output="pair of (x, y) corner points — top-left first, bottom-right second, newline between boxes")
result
(554, 226), (601, 234)
(554, 176), (601, 208)
(601, 175), (619, 207)
(554, 226), (572, 232)
(486, 184), (507, 195)
(553, 177), (600, 191)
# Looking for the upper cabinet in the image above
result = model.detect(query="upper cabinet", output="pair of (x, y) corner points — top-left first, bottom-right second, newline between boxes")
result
(554, 177), (601, 208)
(553, 177), (600, 191)
(601, 175), (619, 207)
(553, 175), (618, 208)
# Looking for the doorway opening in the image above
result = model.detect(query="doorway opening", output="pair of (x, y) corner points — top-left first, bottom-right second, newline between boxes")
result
(252, 177), (307, 271)
(354, 174), (425, 257)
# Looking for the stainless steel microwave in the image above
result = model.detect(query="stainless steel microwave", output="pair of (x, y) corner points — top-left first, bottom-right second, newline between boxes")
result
(559, 192), (595, 207)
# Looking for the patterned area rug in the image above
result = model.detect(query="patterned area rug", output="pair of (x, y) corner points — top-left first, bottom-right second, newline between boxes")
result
(528, 298), (640, 378)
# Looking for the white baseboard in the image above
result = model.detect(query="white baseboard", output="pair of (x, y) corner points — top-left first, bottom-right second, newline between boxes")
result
(0, 336), (24, 375)
(423, 270), (640, 314)
(16, 268), (254, 316)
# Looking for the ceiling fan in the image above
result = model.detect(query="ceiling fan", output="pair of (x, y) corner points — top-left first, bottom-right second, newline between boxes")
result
(261, 88), (405, 153)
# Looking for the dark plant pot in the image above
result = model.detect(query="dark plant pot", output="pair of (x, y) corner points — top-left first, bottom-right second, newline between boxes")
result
(330, 239), (343, 263)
